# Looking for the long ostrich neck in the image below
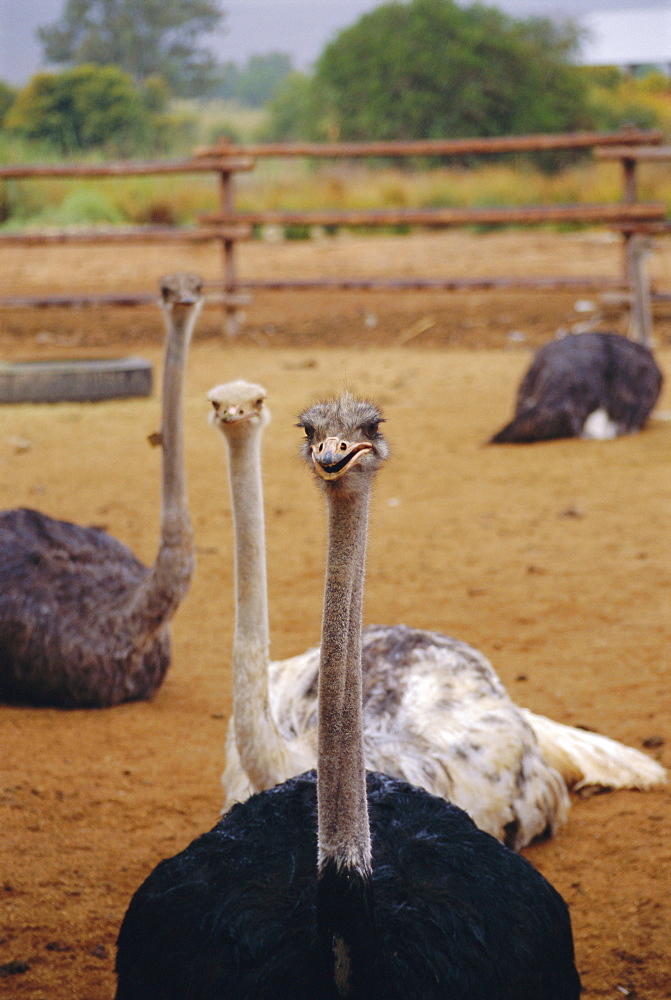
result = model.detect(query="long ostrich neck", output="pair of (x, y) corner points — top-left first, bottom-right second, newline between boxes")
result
(160, 322), (191, 533)
(226, 425), (288, 790)
(318, 479), (371, 875)
(126, 308), (195, 636)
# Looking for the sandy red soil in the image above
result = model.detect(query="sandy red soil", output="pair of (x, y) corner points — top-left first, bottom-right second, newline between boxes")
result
(0, 230), (670, 998)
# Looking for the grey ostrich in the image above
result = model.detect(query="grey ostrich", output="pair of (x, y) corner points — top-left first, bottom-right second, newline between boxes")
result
(490, 331), (663, 443)
(114, 394), (581, 1000)
(209, 381), (665, 852)
(0, 273), (201, 708)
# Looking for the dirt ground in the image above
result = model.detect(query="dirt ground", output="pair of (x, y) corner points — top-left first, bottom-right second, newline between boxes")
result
(1, 230), (670, 999)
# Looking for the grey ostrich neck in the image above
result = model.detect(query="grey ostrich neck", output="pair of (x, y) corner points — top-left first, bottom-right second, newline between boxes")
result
(318, 476), (372, 876)
(125, 301), (196, 638)
(225, 419), (287, 790)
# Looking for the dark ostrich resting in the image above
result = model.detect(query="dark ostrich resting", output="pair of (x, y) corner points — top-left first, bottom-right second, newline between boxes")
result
(0, 507), (168, 706)
(115, 394), (581, 999)
(0, 273), (201, 708)
(491, 331), (663, 443)
(115, 771), (580, 1000)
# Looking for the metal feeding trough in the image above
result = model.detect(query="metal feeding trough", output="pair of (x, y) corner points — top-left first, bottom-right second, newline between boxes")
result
(0, 357), (153, 404)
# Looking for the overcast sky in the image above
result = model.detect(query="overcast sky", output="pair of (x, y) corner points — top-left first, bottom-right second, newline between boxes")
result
(1, 0), (669, 86)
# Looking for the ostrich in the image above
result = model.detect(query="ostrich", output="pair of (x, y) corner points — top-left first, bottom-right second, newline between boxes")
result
(209, 380), (665, 851)
(0, 273), (201, 708)
(490, 331), (663, 443)
(115, 394), (581, 1000)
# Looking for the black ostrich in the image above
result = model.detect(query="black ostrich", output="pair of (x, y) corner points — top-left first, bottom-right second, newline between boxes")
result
(0, 274), (201, 707)
(491, 331), (663, 444)
(115, 394), (581, 1000)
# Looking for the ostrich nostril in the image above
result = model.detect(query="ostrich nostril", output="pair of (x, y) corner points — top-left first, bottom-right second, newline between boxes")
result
(340, 442), (347, 451)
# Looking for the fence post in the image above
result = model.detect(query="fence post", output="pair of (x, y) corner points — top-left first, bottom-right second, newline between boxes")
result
(619, 153), (654, 346)
(627, 233), (654, 347)
(620, 152), (638, 293)
(218, 163), (240, 336)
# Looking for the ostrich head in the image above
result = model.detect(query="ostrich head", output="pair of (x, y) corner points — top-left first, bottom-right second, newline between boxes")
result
(159, 273), (204, 331)
(297, 394), (388, 491)
(208, 379), (270, 436)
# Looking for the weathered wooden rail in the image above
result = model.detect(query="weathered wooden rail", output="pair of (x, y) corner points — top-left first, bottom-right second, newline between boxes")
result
(0, 128), (666, 335)
(200, 203), (664, 230)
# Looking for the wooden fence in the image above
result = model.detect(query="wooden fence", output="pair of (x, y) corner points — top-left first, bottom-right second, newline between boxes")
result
(0, 127), (667, 335)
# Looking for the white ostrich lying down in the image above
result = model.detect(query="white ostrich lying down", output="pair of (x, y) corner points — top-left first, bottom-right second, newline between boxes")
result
(209, 380), (666, 852)
(490, 331), (663, 444)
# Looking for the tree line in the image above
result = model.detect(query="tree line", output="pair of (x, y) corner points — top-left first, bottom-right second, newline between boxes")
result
(0, 0), (667, 159)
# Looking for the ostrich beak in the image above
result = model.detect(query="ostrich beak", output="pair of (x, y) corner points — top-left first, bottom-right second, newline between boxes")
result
(221, 404), (248, 423)
(173, 291), (200, 307)
(312, 437), (373, 480)
(210, 403), (243, 425)
(209, 399), (266, 427)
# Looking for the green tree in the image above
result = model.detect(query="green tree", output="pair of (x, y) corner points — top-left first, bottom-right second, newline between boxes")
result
(268, 0), (592, 142)
(37, 0), (226, 97)
(212, 61), (240, 100)
(261, 72), (332, 141)
(6, 64), (151, 155)
(0, 80), (17, 127)
(207, 54), (292, 106)
(235, 53), (293, 107)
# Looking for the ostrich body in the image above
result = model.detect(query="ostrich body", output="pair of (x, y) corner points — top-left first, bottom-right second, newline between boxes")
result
(115, 394), (581, 1000)
(491, 331), (663, 443)
(0, 273), (201, 708)
(210, 380), (665, 850)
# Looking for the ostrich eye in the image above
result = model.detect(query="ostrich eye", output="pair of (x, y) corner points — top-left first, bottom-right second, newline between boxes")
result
(301, 423), (315, 442)
(363, 422), (379, 438)
(255, 398), (263, 408)
(212, 401), (220, 412)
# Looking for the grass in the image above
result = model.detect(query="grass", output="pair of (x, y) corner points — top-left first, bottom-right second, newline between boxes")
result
(2, 155), (670, 233)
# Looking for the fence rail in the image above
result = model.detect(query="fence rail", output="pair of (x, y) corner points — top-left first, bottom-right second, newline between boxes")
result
(0, 156), (255, 179)
(195, 129), (664, 158)
(0, 127), (667, 335)
(200, 202), (665, 230)
(0, 225), (251, 246)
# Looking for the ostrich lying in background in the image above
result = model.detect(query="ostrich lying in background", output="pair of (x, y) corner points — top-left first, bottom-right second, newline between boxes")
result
(115, 394), (581, 1000)
(490, 331), (663, 443)
(0, 273), (201, 708)
(209, 380), (665, 851)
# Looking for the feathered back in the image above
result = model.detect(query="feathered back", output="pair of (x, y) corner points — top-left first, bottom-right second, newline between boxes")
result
(491, 332), (663, 443)
(115, 772), (581, 1000)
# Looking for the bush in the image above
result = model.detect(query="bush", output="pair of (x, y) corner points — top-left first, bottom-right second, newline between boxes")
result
(6, 65), (151, 155)
(10, 187), (125, 228)
(581, 70), (669, 137)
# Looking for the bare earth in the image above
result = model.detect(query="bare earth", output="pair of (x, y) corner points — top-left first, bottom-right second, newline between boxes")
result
(1, 230), (670, 999)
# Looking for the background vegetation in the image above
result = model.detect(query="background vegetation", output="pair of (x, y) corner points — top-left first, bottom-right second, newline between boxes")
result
(265, 0), (589, 141)
(37, 0), (226, 97)
(0, 0), (670, 231)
